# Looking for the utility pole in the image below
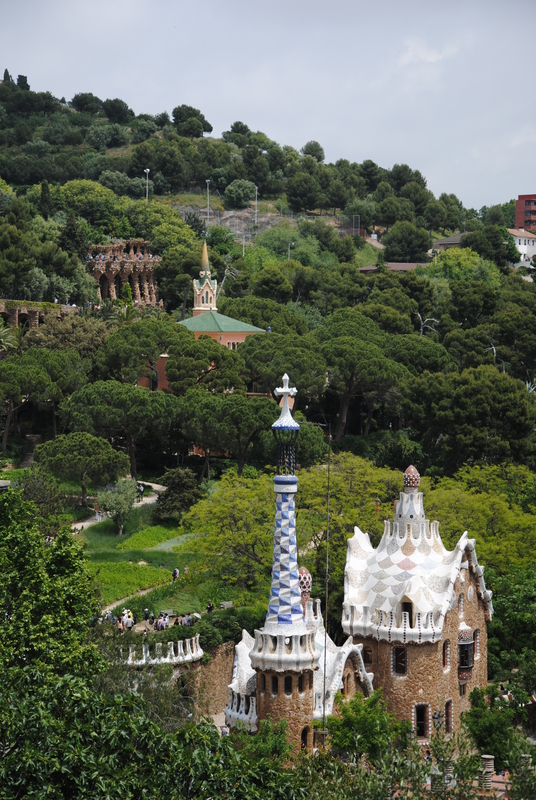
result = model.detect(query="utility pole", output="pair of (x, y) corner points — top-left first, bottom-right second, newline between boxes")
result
(144, 168), (150, 202)
(206, 179), (210, 229)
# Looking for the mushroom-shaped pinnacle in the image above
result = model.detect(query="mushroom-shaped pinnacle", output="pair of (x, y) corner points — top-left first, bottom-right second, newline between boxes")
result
(403, 465), (420, 490)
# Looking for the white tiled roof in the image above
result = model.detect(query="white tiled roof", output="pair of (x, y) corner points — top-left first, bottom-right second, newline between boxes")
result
(342, 468), (493, 644)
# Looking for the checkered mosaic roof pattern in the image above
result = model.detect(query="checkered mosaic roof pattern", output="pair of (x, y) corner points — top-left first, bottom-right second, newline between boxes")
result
(265, 491), (305, 626)
(344, 490), (456, 617)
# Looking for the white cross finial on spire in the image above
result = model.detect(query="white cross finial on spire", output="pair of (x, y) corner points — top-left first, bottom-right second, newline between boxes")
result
(273, 373), (299, 430)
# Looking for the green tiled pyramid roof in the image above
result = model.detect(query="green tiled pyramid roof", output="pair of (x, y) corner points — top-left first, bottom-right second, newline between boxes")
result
(178, 310), (265, 334)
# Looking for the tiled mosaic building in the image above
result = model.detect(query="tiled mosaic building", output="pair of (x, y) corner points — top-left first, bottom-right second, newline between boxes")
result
(342, 465), (493, 738)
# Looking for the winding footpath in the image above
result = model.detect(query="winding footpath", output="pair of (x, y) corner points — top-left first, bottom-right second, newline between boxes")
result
(71, 482), (166, 532)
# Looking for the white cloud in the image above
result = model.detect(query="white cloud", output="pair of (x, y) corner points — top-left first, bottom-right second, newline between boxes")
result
(509, 127), (536, 149)
(398, 38), (460, 66)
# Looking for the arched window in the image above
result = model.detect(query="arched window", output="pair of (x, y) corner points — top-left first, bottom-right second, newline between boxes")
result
(205, 291), (209, 304)
(445, 700), (453, 734)
(458, 640), (474, 668)
(301, 727), (309, 749)
(284, 675), (292, 696)
(271, 675), (278, 694)
(443, 640), (450, 670)
(363, 647), (372, 667)
(298, 675), (304, 694)
(474, 630), (480, 659)
(392, 647), (407, 676)
(401, 600), (413, 627)
(260, 674), (266, 693)
(458, 593), (464, 616)
(415, 705), (429, 739)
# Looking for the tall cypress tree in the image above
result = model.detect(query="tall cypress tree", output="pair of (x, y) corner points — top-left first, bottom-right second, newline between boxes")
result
(39, 180), (54, 221)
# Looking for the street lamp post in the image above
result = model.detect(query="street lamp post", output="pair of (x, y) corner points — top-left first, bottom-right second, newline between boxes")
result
(287, 241), (295, 261)
(206, 180), (210, 229)
(144, 169), (150, 202)
(254, 185), (258, 227)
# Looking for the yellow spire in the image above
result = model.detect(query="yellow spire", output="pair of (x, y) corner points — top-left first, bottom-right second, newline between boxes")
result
(201, 240), (210, 273)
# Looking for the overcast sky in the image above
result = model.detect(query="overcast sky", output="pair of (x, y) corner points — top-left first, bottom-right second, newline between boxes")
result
(3, 0), (534, 209)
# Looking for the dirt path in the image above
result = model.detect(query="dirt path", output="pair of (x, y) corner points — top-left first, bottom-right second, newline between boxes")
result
(71, 482), (166, 532)
(101, 585), (158, 615)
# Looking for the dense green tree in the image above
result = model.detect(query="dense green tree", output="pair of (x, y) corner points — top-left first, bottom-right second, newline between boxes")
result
(399, 181), (430, 215)
(218, 394), (278, 475)
(286, 171), (320, 211)
(94, 316), (179, 382)
(240, 332), (326, 401)
(384, 334), (453, 375)
(24, 348), (89, 437)
(224, 178), (256, 209)
(383, 221), (430, 262)
(463, 687), (516, 772)
(0, 353), (51, 454)
(0, 489), (100, 679)
(251, 265), (294, 304)
(35, 431), (129, 505)
(326, 690), (410, 765)
(406, 366), (536, 474)
(182, 471), (274, 587)
(97, 478), (137, 534)
(218, 296), (307, 335)
(461, 225), (519, 271)
(172, 104), (212, 137)
(165, 332), (246, 397)
(423, 199), (447, 231)
(359, 159), (382, 192)
(301, 140), (325, 162)
(102, 97), (133, 124)
(13, 465), (64, 537)
(70, 92), (103, 113)
(322, 337), (409, 439)
(38, 178), (54, 220)
(153, 467), (201, 521)
(23, 314), (109, 362)
(62, 380), (177, 479)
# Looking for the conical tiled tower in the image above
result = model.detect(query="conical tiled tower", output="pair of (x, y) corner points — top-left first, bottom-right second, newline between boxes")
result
(249, 374), (319, 749)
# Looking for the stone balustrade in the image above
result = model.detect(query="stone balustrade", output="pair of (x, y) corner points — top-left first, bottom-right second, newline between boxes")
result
(124, 634), (203, 667)
(225, 690), (258, 731)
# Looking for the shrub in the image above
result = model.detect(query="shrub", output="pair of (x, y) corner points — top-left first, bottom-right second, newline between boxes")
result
(224, 179), (256, 209)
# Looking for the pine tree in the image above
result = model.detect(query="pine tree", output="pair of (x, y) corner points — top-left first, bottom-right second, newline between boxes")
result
(16, 75), (30, 91)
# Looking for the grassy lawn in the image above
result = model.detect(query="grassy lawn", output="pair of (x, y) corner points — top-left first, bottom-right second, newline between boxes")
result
(355, 242), (381, 267)
(160, 194), (224, 211)
(76, 506), (204, 607)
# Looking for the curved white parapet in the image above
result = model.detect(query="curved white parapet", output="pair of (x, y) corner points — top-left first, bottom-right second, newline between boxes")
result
(313, 636), (374, 720)
(124, 634), (204, 666)
(224, 689), (258, 732)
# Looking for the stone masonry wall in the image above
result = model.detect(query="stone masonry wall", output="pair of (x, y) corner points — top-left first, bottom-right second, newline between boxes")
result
(189, 641), (235, 716)
(353, 568), (488, 741)
(256, 669), (314, 748)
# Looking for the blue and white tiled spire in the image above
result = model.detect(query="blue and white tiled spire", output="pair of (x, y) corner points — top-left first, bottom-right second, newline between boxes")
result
(266, 374), (302, 625)
(250, 375), (319, 673)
